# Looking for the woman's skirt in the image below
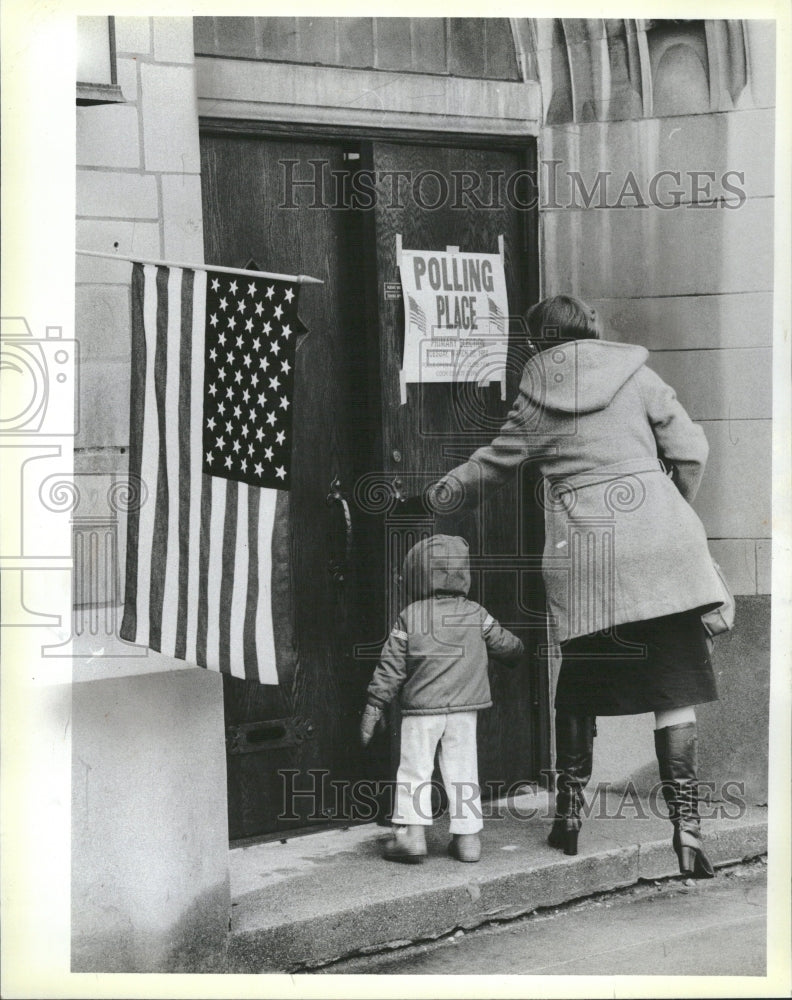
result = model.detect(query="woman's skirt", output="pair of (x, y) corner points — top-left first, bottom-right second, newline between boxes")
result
(554, 608), (718, 716)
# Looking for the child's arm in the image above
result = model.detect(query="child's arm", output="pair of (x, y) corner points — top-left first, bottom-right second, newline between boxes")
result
(361, 619), (409, 746)
(482, 612), (524, 666)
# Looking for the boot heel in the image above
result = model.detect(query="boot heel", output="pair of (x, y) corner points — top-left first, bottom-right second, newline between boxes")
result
(677, 844), (696, 875)
(563, 828), (579, 856)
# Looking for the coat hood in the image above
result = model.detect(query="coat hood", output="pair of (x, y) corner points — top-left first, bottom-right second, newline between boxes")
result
(520, 339), (649, 414)
(402, 534), (470, 602)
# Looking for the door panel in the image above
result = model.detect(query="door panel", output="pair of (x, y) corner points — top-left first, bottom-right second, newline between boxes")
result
(364, 140), (548, 794)
(201, 134), (384, 838)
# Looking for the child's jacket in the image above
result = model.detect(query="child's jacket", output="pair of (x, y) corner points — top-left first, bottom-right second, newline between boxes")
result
(366, 535), (524, 716)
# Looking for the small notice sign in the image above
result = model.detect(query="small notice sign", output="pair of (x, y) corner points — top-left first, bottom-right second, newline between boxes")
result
(398, 240), (509, 405)
(383, 281), (402, 300)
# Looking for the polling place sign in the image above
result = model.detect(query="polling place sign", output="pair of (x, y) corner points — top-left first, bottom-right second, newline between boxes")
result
(398, 243), (509, 404)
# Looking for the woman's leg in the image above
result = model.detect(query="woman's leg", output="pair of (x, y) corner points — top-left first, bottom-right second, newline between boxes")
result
(548, 713), (596, 856)
(653, 704), (714, 878)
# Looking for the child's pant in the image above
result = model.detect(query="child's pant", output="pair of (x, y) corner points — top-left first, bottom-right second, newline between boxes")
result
(392, 711), (483, 834)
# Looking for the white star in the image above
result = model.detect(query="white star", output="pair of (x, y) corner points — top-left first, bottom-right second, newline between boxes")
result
(241, 424), (249, 438)
(270, 340), (281, 356)
(219, 297), (228, 312)
(209, 314), (219, 328)
(252, 337), (261, 352)
(259, 356), (270, 371)
(234, 371), (243, 385)
(274, 304), (284, 320)
(211, 277), (220, 292)
(248, 444), (255, 457)
(218, 367), (226, 381)
(255, 427), (265, 442)
(206, 451), (214, 465)
(215, 435), (225, 450)
(247, 282), (257, 297)
(243, 354), (252, 368)
(275, 466), (286, 480)
(229, 280), (238, 295)
(263, 321), (272, 335)
(254, 462), (263, 476)
(226, 351), (235, 366)
(232, 439), (241, 454)
(242, 389), (250, 402)
(266, 411), (277, 426)
(240, 458), (248, 473)
(251, 373), (259, 387)
(265, 284), (275, 299)
(264, 446), (274, 461)
(228, 316), (236, 330)
(209, 347), (217, 361)
(237, 299), (246, 314)
(225, 455), (232, 470)
(208, 383), (217, 397)
(225, 420), (233, 435)
(248, 408), (256, 423)
(236, 334), (244, 349)
(217, 401), (225, 415)
(257, 392), (266, 406)
(281, 324), (291, 340)
(226, 386), (234, 400)
(269, 375), (280, 391)
(206, 416), (216, 431)
(255, 302), (264, 316)
(279, 395), (290, 411)
(281, 359), (291, 374)
(245, 318), (254, 332)
(284, 287), (295, 303)
(276, 429), (286, 445)
(233, 405), (241, 419)
(218, 331), (226, 346)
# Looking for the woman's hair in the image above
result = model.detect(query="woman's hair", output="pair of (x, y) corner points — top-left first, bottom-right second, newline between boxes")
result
(525, 295), (602, 347)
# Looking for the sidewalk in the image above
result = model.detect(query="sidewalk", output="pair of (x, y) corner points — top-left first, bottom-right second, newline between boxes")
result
(225, 792), (767, 973)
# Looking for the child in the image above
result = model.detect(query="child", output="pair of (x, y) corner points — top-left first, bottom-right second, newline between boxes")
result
(360, 534), (524, 864)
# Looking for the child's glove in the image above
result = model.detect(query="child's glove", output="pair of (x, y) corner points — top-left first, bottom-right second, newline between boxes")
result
(360, 703), (384, 747)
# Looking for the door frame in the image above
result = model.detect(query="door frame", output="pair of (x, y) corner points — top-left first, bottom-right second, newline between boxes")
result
(198, 117), (551, 823)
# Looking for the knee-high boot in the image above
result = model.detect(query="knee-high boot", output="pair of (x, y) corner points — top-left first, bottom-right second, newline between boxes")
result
(548, 714), (596, 856)
(654, 722), (715, 879)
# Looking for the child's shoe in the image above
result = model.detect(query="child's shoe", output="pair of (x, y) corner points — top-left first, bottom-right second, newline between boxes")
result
(383, 824), (428, 864)
(448, 833), (481, 863)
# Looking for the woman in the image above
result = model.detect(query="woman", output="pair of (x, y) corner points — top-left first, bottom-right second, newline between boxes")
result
(429, 294), (725, 878)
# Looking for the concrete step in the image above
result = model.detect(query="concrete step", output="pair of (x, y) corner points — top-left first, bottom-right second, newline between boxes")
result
(225, 792), (767, 972)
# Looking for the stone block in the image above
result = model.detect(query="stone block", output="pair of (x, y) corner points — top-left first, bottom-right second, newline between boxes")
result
(592, 291), (772, 351)
(693, 420), (771, 539)
(153, 17), (196, 65)
(161, 174), (205, 262)
(542, 198), (774, 299)
(77, 170), (158, 220)
(337, 18), (374, 70)
(114, 16), (151, 55)
(375, 18), (414, 72)
(76, 220), (160, 282)
(744, 20), (776, 109)
(75, 360), (131, 449)
(141, 64), (201, 174)
(647, 348), (771, 421)
(708, 539), (757, 596)
(755, 539), (771, 594)
(77, 104), (141, 169)
(76, 284), (131, 362)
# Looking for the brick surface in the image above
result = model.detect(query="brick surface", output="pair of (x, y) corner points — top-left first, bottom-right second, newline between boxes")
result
(140, 64), (201, 174)
(114, 16), (151, 54)
(152, 17), (195, 64)
(76, 360), (131, 449)
(76, 285), (131, 363)
(115, 56), (139, 103)
(77, 105), (141, 169)
(647, 347), (771, 421)
(161, 174), (205, 261)
(77, 170), (158, 220)
(708, 539), (757, 596)
(76, 220), (160, 282)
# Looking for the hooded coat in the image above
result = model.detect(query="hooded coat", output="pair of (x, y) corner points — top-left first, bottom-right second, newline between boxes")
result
(366, 535), (524, 715)
(432, 340), (723, 643)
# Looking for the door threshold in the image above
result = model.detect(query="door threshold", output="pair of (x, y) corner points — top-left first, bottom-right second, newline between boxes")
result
(230, 817), (389, 850)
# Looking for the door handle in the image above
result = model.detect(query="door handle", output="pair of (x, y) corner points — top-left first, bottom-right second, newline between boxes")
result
(326, 475), (353, 582)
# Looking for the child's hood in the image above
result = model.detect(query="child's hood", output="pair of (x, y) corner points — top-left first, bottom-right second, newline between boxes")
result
(403, 534), (470, 602)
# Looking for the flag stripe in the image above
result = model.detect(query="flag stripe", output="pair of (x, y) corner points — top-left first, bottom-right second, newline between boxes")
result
(184, 271), (207, 664)
(147, 266), (171, 651)
(159, 266), (183, 656)
(255, 489), (278, 683)
(195, 471), (212, 668)
(243, 485), (261, 681)
(228, 484), (249, 678)
(218, 477), (238, 675)
(205, 476), (226, 671)
(119, 263), (146, 642)
(174, 268), (195, 660)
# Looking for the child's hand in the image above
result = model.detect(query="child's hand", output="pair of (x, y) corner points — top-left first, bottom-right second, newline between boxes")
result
(360, 703), (384, 747)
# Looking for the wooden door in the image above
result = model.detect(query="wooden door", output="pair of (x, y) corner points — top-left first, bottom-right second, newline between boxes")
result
(361, 139), (549, 796)
(201, 133), (386, 839)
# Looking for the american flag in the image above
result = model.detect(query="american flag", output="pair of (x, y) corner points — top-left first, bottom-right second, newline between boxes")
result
(119, 263), (302, 684)
(408, 295), (427, 334)
(487, 296), (506, 334)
